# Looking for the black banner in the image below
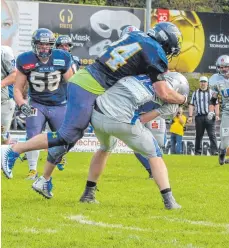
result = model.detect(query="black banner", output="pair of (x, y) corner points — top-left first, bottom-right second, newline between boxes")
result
(39, 3), (145, 66)
(151, 9), (229, 73)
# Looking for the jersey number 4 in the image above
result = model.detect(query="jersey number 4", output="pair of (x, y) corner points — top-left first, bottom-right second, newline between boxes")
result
(30, 71), (61, 92)
(105, 42), (142, 72)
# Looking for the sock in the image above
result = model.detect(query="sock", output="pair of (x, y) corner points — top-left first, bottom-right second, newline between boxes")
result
(26, 150), (40, 171)
(86, 181), (96, 188)
(160, 188), (171, 195)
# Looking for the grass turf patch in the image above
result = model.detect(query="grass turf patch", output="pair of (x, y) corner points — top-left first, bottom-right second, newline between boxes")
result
(2, 152), (229, 248)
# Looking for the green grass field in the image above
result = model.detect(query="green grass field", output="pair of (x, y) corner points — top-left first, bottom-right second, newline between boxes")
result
(2, 152), (229, 248)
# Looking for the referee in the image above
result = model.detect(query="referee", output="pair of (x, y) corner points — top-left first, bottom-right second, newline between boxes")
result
(187, 76), (219, 155)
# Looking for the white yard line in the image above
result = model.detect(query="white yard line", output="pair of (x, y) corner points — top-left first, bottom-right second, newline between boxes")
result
(67, 215), (150, 232)
(23, 227), (57, 234)
(150, 216), (229, 230)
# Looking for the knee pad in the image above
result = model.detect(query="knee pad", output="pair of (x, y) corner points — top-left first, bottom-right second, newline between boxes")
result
(47, 145), (68, 164)
(47, 143), (75, 164)
(47, 131), (68, 148)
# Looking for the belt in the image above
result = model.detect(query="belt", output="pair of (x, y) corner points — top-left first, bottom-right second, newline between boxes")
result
(94, 103), (104, 115)
(196, 114), (208, 117)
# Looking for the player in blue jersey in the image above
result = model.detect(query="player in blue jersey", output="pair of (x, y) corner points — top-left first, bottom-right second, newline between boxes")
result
(8, 28), (74, 179)
(55, 35), (81, 73)
(2, 22), (187, 191)
(55, 35), (81, 170)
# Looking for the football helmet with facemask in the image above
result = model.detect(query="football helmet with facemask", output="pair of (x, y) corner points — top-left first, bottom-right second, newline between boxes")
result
(147, 22), (182, 60)
(55, 35), (73, 52)
(31, 28), (55, 58)
(161, 71), (189, 97)
(216, 55), (229, 77)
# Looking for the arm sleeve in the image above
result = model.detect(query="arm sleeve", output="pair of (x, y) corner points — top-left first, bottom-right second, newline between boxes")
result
(210, 97), (218, 106)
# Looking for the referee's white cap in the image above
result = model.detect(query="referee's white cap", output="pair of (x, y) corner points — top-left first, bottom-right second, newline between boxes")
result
(199, 76), (208, 82)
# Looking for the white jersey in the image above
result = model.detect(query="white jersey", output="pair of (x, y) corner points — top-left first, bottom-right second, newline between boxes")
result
(209, 73), (229, 115)
(1, 46), (15, 103)
(96, 75), (178, 123)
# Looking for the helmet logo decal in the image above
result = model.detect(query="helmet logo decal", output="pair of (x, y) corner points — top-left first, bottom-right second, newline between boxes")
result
(159, 30), (168, 41)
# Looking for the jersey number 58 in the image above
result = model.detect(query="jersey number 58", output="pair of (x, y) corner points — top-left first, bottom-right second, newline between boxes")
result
(30, 71), (61, 92)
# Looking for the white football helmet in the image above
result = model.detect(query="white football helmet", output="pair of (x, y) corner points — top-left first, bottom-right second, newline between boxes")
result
(216, 55), (229, 76)
(162, 71), (190, 96)
(120, 25), (140, 38)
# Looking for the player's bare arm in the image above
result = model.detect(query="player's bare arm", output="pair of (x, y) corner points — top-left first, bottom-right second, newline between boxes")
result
(153, 80), (186, 104)
(140, 110), (160, 124)
(63, 66), (74, 81)
(14, 69), (28, 107)
(1, 68), (16, 88)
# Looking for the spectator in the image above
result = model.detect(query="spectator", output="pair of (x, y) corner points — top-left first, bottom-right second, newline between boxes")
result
(1, 45), (16, 144)
(169, 107), (187, 154)
(187, 76), (219, 155)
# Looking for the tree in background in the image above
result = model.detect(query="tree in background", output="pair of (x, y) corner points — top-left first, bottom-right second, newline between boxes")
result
(29, 0), (229, 13)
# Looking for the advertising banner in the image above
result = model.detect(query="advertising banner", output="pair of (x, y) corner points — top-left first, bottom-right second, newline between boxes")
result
(1, 0), (39, 57)
(38, 3), (145, 66)
(10, 132), (220, 156)
(151, 9), (229, 73)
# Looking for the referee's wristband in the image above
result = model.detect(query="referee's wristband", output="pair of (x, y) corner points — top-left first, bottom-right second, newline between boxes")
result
(189, 116), (193, 118)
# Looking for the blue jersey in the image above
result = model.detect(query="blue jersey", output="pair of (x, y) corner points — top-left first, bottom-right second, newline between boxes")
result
(86, 31), (168, 89)
(16, 49), (71, 106)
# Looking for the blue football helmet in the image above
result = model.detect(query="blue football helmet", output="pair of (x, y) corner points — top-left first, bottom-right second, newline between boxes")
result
(31, 28), (55, 58)
(55, 35), (73, 52)
(147, 22), (182, 59)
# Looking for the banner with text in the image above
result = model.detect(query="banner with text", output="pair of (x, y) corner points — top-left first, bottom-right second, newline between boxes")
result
(38, 3), (145, 66)
(2, 0), (39, 57)
(10, 133), (220, 156)
(152, 9), (229, 73)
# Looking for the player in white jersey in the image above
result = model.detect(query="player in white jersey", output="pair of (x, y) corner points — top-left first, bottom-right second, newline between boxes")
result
(120, 25), (168, 178)
(1, 46), (16, 144)
(78, 72), (189, 210)
(208, 55), (229, 165)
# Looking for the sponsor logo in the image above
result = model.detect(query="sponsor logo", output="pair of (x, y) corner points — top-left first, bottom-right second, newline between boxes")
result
(52, 132), (57, 139)
(209, 34), (229, 48)
(151, 120), (159, 129)
(38, 66), (55, 72)
(157, 8), (169, 22)
(40, 32), (50, 37)
(22, 64), (36, 70)
(59, 9), (73, 29)
(53, 59), (65, 66)
(70, 33), (90, 42)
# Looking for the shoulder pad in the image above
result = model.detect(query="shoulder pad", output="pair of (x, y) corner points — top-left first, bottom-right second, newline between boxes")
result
(1, 46), (14, 57)
(209, 73), (224, 85)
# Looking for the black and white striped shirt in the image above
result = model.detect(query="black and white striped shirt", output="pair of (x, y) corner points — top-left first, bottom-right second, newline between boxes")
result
(190, 89), (218, 116)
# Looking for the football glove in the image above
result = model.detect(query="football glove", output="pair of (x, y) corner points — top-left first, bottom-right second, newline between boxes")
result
(20, 104), (32, 117)
(207, 111), (215, 120)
